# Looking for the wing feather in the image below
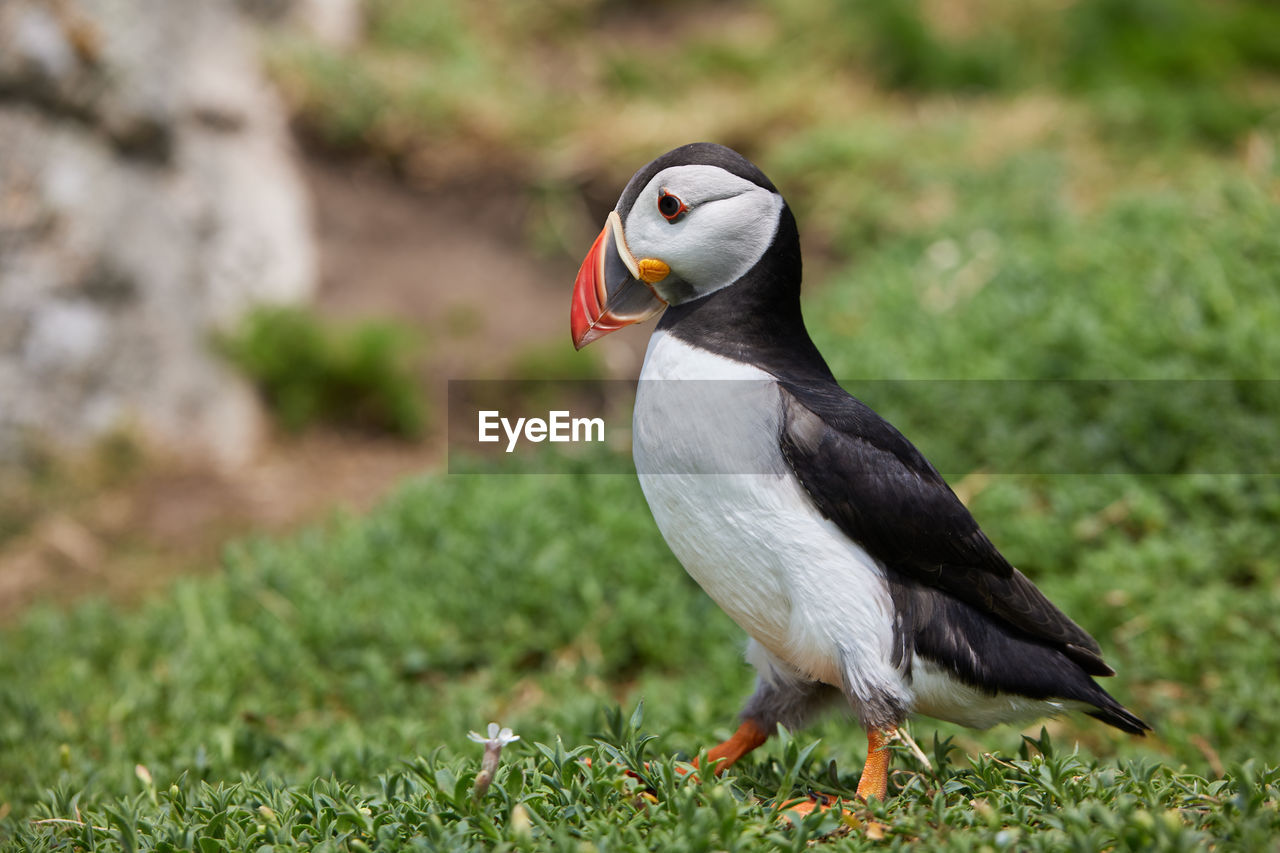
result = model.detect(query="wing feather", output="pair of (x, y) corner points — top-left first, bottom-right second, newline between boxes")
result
(778, 381), (1111, 675)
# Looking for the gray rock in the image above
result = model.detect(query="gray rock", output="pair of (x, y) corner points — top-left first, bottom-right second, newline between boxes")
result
(0, 0), (316, 467)
(237, 0), (363, 47)
(291, 0), (363, 47)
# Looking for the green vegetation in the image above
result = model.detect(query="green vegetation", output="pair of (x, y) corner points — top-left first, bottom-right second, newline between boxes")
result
(3, 0), (1278, 848)
(265, 0), (1279, 186)
(220, 306), (427, 438)
(3, 454), (1279, 849)
(506, 339), (606, 382)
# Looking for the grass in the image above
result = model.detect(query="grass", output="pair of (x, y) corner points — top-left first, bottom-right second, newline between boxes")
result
(3, 0), (1280, 848)
(264, 0), (1280, 190)
(2, 458), (1278, 849)
(219, 306), (428, 438)
(9, 720), (1280, 850)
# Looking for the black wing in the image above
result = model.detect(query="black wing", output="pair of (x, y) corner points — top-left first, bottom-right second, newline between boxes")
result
(778, 380), (1112, 676)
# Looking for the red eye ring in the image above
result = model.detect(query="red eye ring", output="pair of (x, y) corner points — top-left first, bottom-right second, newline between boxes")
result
(657, 189), (687, 222)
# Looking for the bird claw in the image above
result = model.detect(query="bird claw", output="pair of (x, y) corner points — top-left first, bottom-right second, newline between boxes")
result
(774, 791), (858, 830)
(583, 757), (883, 835)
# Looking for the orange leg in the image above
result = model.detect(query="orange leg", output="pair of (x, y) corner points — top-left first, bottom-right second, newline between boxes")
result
(700, 719), (770, 774)
(702, 722), (893, 799)
(778, 727), (895, 830)
(855, 727), (893, 801)
(587, 719), (770, 783)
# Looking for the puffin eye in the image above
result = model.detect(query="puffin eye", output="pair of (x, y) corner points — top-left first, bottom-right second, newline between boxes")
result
(657, 189), (687, 222)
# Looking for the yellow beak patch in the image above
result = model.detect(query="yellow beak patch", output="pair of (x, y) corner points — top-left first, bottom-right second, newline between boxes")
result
(637, 258), (670, 284)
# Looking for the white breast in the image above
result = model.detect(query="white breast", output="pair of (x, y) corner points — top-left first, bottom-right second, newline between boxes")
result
(633, 332), (1092, 730)
(632, 331), (906, 700)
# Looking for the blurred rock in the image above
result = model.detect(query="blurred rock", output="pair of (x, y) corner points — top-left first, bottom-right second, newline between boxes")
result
(0, 0), (316, 468)
(291, 0), (363, 48)
(237, 0), (363, 48)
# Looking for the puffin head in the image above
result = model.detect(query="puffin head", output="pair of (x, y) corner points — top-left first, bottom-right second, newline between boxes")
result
(571, 143), (791, 349)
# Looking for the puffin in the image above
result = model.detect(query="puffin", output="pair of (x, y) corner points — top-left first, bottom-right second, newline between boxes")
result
(570, 142), (1148, 804)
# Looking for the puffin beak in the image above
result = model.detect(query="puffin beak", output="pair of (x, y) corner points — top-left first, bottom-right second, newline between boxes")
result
(571, 211), (667, 349)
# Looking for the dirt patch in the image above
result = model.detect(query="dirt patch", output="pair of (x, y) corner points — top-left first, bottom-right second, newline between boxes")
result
(307, 159), (575, 374)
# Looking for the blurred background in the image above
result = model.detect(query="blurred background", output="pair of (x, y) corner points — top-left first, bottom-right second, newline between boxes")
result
(2, 0), (1280, 827)
(2, 0), (1277, 616)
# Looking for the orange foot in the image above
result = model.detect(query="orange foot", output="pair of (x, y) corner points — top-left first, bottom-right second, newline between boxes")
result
(778, 790), (854, 823)
(583, 723), (895, 833)
(706, 723), (892, 796)
(578, 719), (769, 786)
(777, 793), (886, 837)
(776, 728), (894, 833)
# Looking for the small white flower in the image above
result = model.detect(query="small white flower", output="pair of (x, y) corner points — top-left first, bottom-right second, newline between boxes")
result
(468, 722), (520, 747)
(469, 722), (520, 799)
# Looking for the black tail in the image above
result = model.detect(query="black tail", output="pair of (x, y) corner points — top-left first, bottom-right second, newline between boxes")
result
(1085, 688), (1151, 736)
(905, 585), (1150, 735)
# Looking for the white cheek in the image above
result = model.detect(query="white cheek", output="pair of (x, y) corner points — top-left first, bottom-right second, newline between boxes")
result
(663, 192), (782, 289)
(623, 168), (783, 296)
